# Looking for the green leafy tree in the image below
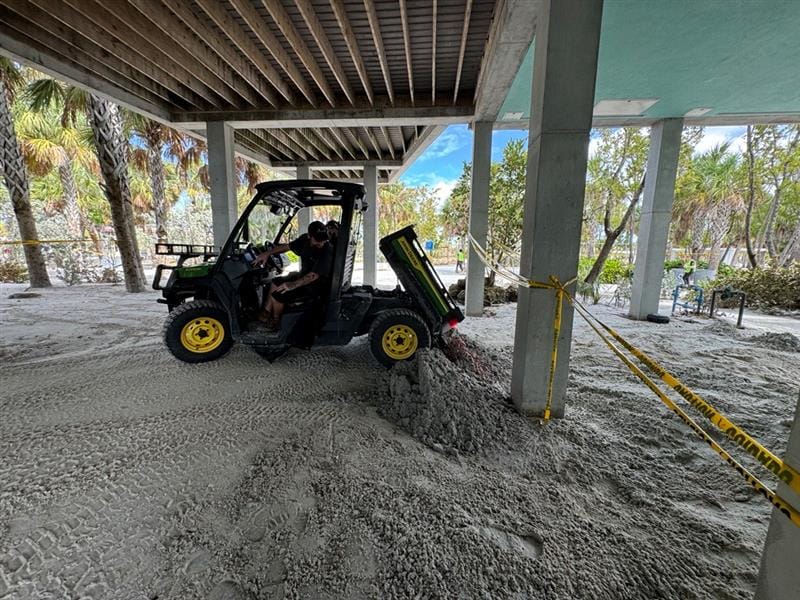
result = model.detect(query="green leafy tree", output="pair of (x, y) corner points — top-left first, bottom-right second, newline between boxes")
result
(27, 77), (146, 292)
(753, 125), (800, 266)
(582, 128), (648, 285)
(16, 105), (96, 240)
(440, 139), (528, 284)
(378, 182), (440, 244)
(674, 143), (744, 269)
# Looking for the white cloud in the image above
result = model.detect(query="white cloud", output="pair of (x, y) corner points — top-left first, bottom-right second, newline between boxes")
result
(695, 126), (747, 155)
(418, 126), (470, 161)
(432, 180), (458, 207)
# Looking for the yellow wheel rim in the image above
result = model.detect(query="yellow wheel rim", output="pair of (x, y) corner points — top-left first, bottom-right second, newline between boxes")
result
(180, 317), (225, 353)
(381, 324), (418, 360)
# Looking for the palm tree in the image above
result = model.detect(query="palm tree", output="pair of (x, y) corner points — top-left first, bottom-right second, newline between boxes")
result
(27, 77), (145, 292)
(129, 115), (204, 243)
(674, 144), (744, 269)
(0, 59), (50, 286)
(15, 106), (95, 240)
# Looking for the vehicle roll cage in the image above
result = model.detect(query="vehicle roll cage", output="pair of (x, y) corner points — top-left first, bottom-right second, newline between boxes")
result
(218, 180), (367, 261)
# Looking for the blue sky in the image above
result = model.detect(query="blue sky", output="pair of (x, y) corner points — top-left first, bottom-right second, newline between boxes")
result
(399, 124), (749, 205)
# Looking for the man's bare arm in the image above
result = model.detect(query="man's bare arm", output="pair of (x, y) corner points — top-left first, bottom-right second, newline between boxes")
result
(252, 243), (290, 266)
(274, 271), (319, 293)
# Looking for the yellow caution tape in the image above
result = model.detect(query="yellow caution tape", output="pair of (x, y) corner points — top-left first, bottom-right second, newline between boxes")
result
(569, 296), (800, 528)
(468, 234), (575, 421)
(467, 234), (800, 527)
(1, 239), (94, 245)
(585, 311), (800, 497)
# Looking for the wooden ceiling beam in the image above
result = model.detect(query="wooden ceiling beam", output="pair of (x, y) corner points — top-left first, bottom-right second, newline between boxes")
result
(249, 129), (296, 161)
(285, 128), (322, 160)
(294, 128), (331, 160)
(227, 0), (317, 107)
(347, 127), (371, 159)
(258, 0), (334, 106)
(128, 0), (274, 108)
(293, 0), (355, 105)
(432, 0), (437, 106)
(398, 0), (414, 105)
(381, 126), (395, 159)
(23, 0), (199, 108)
(453, 0), (474, 104)
(363, 0), (394, 105)
(329, 0), (373, 105)
(194, 0), (294, 105)
(0, 1), (178, 107)
(60, 0), (212, 106)
(0, 6), (168, 109)
(266, 129), (310, 160)
(327, 127), (357, 160)
(311, 128), (346, 160)
(364, 127), (383, 159)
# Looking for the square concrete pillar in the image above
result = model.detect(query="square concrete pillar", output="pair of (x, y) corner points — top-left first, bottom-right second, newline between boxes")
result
(206, 121), (237, 249)
(296, 165), (312, 235)
(465, 121), (492, 317)
(511, 0), (603, 419)
(629, 119), (683, 320)
(756, 392), (800, 600)
(363, 165), (378, 287)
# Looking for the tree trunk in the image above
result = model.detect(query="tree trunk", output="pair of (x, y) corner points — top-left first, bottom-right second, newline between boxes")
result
(584, 233), (620, 286)
(762, 184), (781, 260)
(87, 95), (145, 292)
(58, 162), (82, 239)
(584, 177), (644, 286)
(0, 77), (51, 287)
(744, 126), (758, 268)
(778, 222), (800, 267)
(146, 132), (168, 243)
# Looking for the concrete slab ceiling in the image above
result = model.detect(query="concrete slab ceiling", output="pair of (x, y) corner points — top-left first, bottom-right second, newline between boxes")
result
(497, 0), (800, 127)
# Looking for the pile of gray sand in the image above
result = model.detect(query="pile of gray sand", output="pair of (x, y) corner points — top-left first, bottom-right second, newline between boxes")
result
(746, 331), (800, 353)
(379, 339), (527, 454)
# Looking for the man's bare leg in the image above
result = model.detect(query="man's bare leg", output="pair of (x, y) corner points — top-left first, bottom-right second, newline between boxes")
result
(272, 299), (286, 325)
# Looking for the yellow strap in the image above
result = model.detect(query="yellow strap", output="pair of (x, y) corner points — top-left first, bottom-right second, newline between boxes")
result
(1, 239), (94, 245)
(468, 234), (576, 421)
(466, 234), (800, 527)
(568, 295), (800, 528)
(579, 303), (800, 498)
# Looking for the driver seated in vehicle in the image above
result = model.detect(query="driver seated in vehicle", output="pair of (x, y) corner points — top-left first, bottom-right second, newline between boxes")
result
(252, 221), (333, 330)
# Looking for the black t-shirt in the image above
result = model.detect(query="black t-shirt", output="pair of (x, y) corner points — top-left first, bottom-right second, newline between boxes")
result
(289, 234), (333, 279)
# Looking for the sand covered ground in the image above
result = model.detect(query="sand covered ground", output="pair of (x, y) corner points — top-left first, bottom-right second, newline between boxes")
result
(1, 282), (799, 599)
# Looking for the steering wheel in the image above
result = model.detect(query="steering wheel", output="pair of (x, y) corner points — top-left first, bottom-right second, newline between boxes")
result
(248, 241), (284, 274)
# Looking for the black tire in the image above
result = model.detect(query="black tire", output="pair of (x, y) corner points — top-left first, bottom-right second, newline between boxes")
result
(163, 299), (233, 363)
(646, 313), (670, 324)
(368, 308), (431, 368)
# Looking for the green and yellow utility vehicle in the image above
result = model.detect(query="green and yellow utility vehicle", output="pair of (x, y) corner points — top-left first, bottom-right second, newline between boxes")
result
(153, 180), (463, 366)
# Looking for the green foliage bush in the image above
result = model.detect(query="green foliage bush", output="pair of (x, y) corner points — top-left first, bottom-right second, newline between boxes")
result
(664, 258), (709, 270)
(598, 258), (634, 284)
(705, 264), (800, 310)
(577, 256), (594, 281)
(0, 258), (28, 283)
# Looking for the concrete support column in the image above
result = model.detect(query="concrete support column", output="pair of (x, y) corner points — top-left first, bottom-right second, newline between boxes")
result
(510, 0), (603, 418)
(465, 121), (492, 317)
(206, 121), (237, 249)
(296, 165), (312, 234)
(363, 165), (378, 287)
(756, 392), (800, 599)
(629, 119), (683, 320)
